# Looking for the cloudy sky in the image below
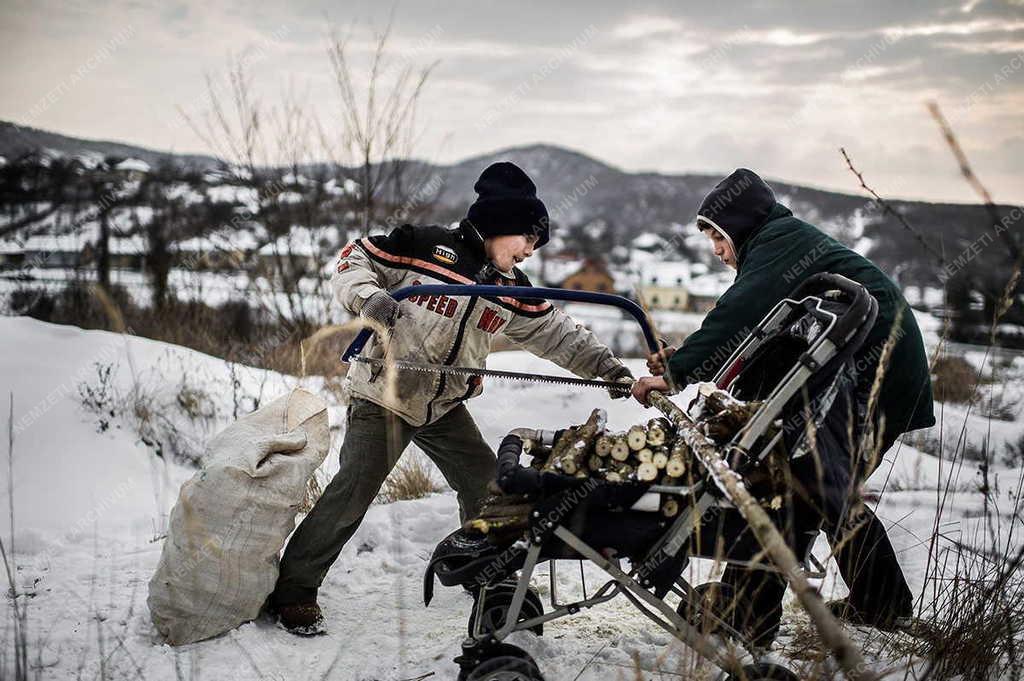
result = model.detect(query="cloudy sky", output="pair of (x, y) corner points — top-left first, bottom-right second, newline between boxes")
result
(2, 0), (1022, 203)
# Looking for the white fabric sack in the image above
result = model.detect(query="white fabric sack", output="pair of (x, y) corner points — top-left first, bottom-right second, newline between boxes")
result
(148, 388), (330, 645)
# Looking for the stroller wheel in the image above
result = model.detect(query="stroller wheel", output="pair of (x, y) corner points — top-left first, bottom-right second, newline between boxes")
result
(461, 643), (545, 681)
(725, 662), (799, 681)
(678, 582), (738, 635)
(469, 582), (544, 637)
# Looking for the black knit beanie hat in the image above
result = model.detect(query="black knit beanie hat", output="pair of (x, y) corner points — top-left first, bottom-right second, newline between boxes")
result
(466, 162), (550, 247)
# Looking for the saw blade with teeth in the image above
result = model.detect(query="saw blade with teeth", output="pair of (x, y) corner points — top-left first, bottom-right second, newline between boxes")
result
(349, 356), (631, 394)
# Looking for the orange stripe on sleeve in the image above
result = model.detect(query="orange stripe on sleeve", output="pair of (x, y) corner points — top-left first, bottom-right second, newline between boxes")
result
(359, 238), (552, 313)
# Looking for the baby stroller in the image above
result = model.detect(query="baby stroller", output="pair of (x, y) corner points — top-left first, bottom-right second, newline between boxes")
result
(416, 273), (878, 681)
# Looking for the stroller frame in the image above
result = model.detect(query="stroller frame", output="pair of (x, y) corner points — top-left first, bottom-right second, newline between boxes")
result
(347, 274), (877, 680)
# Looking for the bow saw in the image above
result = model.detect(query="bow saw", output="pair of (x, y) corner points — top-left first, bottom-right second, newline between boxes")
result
(341, 285), (660, 393)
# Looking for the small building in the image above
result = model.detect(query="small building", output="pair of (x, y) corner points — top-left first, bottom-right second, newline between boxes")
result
(255, 229), (323, 277)
(174, 230), (258, 271)
(113, 158), (151, 182)
(526, 252), (584, 288)
(22, 233), (87, 269)
(687, 271), (734, 312)
(636, 261), (691, 311)
(631, 232), (668, 253)
(561, 258), (616, 293)
(108, 233), (147, 270)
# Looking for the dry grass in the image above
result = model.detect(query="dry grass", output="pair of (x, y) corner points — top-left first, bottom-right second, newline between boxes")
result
(877, 538), (1024, 681)
(377, 454), (440, 504)
(15, 281), (357, 381)
(2, 395), (29, 681)
(299, 469), (327, 514)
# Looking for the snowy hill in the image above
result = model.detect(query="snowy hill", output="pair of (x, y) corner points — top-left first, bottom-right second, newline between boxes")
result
(0, 120), (219, 171)
(3, 120), (1018, 290)
(2, 316), (1023, 679)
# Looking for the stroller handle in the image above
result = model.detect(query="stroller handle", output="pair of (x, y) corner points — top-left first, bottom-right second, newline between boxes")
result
(789, 273), (877, 347)
(342, 285), (660, 361)
(496, 432), (588, 494)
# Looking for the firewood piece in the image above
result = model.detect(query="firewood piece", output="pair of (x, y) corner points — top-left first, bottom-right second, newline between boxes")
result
(542, 426), (576, 473)
(696, 382), (745, 413)
(661, 498), (680, 517)
(637, 462), (658, 482)
(695, 383), (763, 444)
(595, 435), (613, 457)
(652, 451), (668, 470)
(476, 503), (534, 521)
(466, 515), (528, 535)
(588, 454), (605, 472)
(613, 463), (635, 479)
(637, 448), (653, 464)
(666, 454), (687, 478)
(544, 409), (606, 474)
(627, 425), (647, 451)
(605, 471), (622, 483)
(646, 418), (669, 446)
(610, 435), (631, 461)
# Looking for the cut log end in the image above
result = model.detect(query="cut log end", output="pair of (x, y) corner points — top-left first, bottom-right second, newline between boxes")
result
(610, 437), (631, 462)
(666, 456), (686, 478)
(627, 425), (647, 451)
(637, 462), (658, 482)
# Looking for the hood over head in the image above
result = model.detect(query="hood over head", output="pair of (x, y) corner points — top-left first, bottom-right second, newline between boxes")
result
(695, 168), (776, 254)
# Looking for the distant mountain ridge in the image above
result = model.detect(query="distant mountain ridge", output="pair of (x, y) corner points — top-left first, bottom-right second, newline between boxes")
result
(0, 121), (220, 170)
(2, 119), (1017, 284)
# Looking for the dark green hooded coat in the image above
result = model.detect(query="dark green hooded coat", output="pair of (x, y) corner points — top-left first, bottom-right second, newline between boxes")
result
(668, 169), (935, 447)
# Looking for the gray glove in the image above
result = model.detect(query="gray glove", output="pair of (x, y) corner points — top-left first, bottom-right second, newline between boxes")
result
(360, 291), (400, 333)
(603, 364), (634, 400)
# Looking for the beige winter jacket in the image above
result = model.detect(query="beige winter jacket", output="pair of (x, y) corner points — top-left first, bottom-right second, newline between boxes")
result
(333, 222), (627, 426)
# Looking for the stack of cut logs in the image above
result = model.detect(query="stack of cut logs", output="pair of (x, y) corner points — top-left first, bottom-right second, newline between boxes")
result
(467, 384), (766, 537)
(540, 412), (692, 485)
(534, 383), (763, 485)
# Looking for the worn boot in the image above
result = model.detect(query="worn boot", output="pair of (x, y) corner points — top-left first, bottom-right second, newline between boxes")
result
(826, 598), (913, 632)
(270, 601), (326, 636)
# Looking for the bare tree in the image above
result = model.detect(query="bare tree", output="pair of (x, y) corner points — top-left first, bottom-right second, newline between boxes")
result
(320, 18), (440, 234)
(176, 16), (443, 337)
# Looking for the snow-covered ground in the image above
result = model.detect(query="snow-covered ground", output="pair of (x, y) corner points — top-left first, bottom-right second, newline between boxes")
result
(1, 316), (1022, 680)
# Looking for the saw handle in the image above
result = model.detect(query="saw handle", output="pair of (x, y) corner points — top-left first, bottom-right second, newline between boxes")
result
(342, 285), (660, 362)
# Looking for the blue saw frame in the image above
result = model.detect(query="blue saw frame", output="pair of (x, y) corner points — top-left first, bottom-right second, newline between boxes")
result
(341, 284), (660, 362)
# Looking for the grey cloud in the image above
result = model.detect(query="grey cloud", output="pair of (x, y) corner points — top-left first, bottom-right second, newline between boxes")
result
(0, 0), (1020, 202)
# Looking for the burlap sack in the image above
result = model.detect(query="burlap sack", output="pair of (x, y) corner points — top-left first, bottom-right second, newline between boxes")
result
(148, 388), (330, 644)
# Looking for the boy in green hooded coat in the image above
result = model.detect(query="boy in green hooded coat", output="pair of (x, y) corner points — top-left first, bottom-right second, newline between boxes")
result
(634, 169), (934, 644)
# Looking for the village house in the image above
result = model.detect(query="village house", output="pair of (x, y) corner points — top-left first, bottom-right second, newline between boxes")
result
(636, 261), (691, 311)
(560, 257), (616, 293)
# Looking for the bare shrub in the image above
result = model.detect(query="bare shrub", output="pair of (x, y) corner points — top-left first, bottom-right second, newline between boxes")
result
(932, 356), (980, 404)
(1003, 433), (1024, 467)
(901, 430), (943, 458)
(77, 365), (210, 466)
(175, 382), (216, 420)
(976, 387), (1019, 422)
(77, 362), (117, 433)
